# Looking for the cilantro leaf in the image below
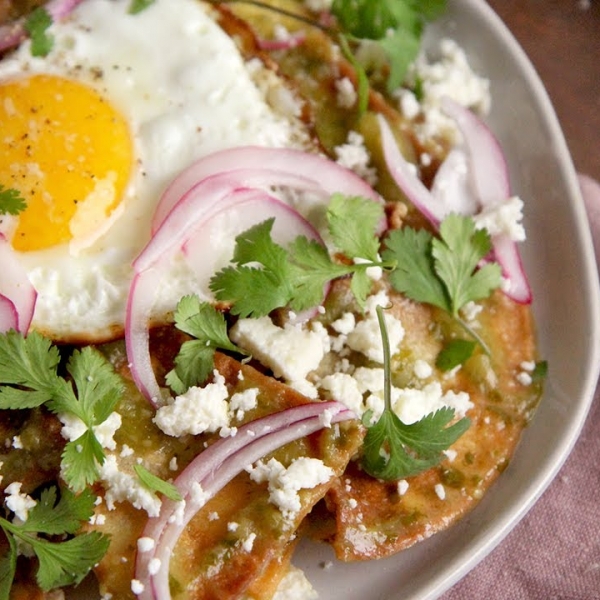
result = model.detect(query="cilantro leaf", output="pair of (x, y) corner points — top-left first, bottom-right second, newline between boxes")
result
(33, 532), (109, 590)
(0, 185), (26, 216)
(286, 236), (351, 312)
(24, 7), (54, 57)
(362, 406), (470, 479)
(58, 346), (126, 425)
(20, 486), (97, 537)
(327, 193), (384, 262)
(0, 485), (110, 594)
(128, 0), (156, 14)
(384, 215), (503, 317)
(0, 535), (17, 600)
(211, 198), (392, 317)
(166, 296), (248, 394)
(134, 464), (183, 502)
(331, 0), (447, 90)
(432, 214), (502, 315)
(61, 430), (105, 492)
(360, 306), (470, 480)
(0, 330), (61, 409)
(0, 331), (124, 491)
(210, 219), (295, 317)
(435, 339), (477, 372)
(382, 226), (450, 311)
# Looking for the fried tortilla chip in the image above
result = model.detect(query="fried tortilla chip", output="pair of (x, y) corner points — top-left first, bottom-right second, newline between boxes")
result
(87, 344), (362, 600)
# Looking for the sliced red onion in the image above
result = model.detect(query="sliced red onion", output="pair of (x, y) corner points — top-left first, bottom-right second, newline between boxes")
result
(440, 97), (511, 207)
(0, 233), (37, 334)
(0, 297), (18, 334)
(430, 147), (478, 217)
(134, 401), (355, 600)
(126, 267), (162, 403)
(0, 0), (84, 53)
(151, 146), (381, 233)
(377, 115), (445, 226)
(441, 97), (532, 303)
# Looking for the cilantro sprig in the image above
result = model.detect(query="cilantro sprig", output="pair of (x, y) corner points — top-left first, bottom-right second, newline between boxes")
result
(210, 194), (394, 315)
(0, 331), (125, 491)
(166, 295), (248, 394)
(382, 213), (502, 361)
(0, 486), (110, 597)
(361, 306), (470, 480)
(0, 185), (26, 216)
(331, 0), (446, 91)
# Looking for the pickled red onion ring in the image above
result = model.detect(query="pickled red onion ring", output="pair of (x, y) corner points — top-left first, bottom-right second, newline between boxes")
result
(0, 234), (37, 334)
(151, 145), (382, 233)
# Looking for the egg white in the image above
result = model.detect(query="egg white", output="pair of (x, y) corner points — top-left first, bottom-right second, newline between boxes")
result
(0, 0), (311, 342)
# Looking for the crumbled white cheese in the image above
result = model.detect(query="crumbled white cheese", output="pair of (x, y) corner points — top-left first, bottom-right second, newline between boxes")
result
(247, 457), (334, 521)
(334, 131), (378, 186)
(98, 455), (162, 517)
(11, 436), (23, 449)
(392, 382), (473, 425)
(153, 371), (230, 437)
(473, 196), (526, 242)
(59, 411), (122, 451)
(395, 38), (491, 142)
(4, 482), (36, 521)
(461, 301), (483, 322)
(271, 565), (319, 600)
(319, 373), (364, 415)
(346, 311), (404, 364)
(335, 76), (357, 109)
(131, 579), (145, 595)
(331, 312), (356, 335)
(241, 532), (257, 552)
(230, 317), (327, 384)
(434, 483), (446, 501)
(397, 479), (409, 496)
(413, 359), (433, 379)
(137, 537), (156, 553)
(353, 256), (383, 281)
(230, 387), (259, 420)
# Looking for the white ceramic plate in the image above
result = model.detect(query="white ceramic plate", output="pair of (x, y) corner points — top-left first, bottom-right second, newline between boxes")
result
(293, 1), (600, 598)
(69, 1), (600, 598)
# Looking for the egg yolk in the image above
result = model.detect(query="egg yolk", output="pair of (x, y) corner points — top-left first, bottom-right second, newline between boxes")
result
(0, 74), (133, 252)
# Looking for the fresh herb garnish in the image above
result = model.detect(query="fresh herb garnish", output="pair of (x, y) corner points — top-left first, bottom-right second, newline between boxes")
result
(166, 295), (247, 394)
(331, 0), (447, 91)
(382, 213), (502, 359)
(0, 185), (26, 216)
(128, 0), (156, 14)
(360, 306), (470, 480)
(0, 486), (110, 596)
(435, 338), (477, 372)
(210, 194), (394, 315)
(24, 7), (54, 57)
(0, 331), (125, 491)
(133, 464), (183, 502)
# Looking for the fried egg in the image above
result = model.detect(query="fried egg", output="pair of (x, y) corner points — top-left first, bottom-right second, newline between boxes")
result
(0, 0), (310, 342)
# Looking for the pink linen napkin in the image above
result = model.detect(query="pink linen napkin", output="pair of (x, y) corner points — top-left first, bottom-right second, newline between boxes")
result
(442, 175), (600, 600)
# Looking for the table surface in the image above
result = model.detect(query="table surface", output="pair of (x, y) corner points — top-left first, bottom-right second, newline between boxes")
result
(486, 0), (600, 181)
